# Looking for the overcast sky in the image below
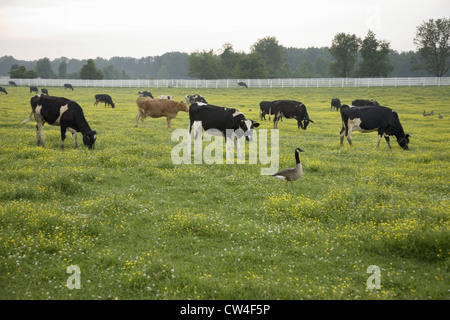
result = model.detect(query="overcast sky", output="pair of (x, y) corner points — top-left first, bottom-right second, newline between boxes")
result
(0, 0), (448, 60)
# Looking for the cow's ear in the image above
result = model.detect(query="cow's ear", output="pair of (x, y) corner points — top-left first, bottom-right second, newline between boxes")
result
(253, 122), (260, 128)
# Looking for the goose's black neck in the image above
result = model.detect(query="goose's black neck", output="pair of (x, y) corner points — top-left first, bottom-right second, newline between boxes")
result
(295, 150), (301, 164)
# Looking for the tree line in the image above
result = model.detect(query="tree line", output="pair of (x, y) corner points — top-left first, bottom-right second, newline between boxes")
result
(1, 18), (448, 80)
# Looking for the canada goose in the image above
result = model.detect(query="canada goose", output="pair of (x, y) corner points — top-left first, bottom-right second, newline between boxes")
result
(272, 148), (304, 184)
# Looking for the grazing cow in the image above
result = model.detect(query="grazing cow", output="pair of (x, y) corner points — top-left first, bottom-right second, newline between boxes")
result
(269, 100), (313, 130)
(22, 95), (97, 149)
(185, 94), (207, 105)
(64, 84), (74, 90)
(331, 98), (341, 110)
(339, 104), (411, 150)
(135, 98), (188, 128)
(9, 81), (17, 86)
(0, 87), (7, 94)
(30, 86), (38, 94)
(352, 99), (380, 107)
(423, 110), (434, 117)
(94, 94), (115, 108)
(189, 102), (259, 157)
(158, 95), (173, 100)
(41, 88), (49, 95)
(238, 82), (248, 88)
(138, 91), (154, 98)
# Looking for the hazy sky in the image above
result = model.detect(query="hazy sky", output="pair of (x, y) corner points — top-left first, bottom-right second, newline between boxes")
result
(0, 0), (448, 60)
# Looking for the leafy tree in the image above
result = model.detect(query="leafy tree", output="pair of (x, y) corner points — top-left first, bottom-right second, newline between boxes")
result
(314, 55), (331, 77)
(251, 36), (289, 78)
(293, 60), (315, 78)
(188, 50), (221, 79)
(329, 33), (360, 77)
(233, 52), (268, 78)
(219, 43), (240, 78)
(413, 18), (450, 77)
(58, 60), (67, 79)
(357, 30), (393, 77)
(35, 57), (56, 79)
(79, 59), (103, 80)
(9, 65), (38, 78)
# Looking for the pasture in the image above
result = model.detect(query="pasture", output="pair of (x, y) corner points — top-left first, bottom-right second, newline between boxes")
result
(0, 85), (448, 300)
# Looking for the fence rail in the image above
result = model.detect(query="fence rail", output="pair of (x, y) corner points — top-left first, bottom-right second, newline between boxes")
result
(1, 77), (449, 88)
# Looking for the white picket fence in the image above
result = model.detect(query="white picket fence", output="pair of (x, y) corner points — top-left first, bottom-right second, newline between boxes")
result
(2, 77), (449, 88)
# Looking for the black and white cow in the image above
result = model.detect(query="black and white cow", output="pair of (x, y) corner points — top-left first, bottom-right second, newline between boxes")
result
(331, 98), (341, 110)
(238, 81), (248, 88)
(185, 94), (207, 105)
(339, 104), (411, 149)
(22, 95), (97, 149)
(138, 91), (154, 98)
(270, 100), (313, 130)
(41, 88), (49, 95)
(158, 95), (173, 100)
(189, 102), (259, 157)
(64, 84), (74, 90)
(0, 87), (7, 94)
(352, 99), (380, 107)
(9, 81), (17, 87)
(30, 86), (38, 94)
(94, 94), (115, 108)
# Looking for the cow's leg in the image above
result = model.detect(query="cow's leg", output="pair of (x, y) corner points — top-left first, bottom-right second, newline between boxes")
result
(135, 112), (141, 127)
(166, 117), (172, 129)
(346, 127), (353, 145)
(60, 126), (67, 150)
(35, 115), (44, 147)
(68, 128), (78, 148)
(339, 125), (345, 146)
(377, 134), (382, 148)
(384, 135), (392, 149)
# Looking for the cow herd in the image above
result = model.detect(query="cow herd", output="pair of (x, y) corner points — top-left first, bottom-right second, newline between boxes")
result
(12, 85), (412, 151)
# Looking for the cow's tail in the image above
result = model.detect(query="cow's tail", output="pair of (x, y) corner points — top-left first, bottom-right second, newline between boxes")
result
(21, 111), (34, 127)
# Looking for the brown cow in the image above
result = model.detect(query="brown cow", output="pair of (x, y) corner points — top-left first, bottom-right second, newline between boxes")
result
(135, 98), (188, 128)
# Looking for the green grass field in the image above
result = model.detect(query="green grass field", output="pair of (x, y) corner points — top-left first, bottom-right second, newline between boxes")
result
(0, 85), (448, 300)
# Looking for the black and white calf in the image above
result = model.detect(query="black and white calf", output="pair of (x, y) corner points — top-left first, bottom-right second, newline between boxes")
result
(185, 94), (207, 105)
(94, 94), (115, 108)
(0, 87), (7, 94)
(339, 104), (410, 149)
(22, 95), (97, 149)
(189, 102), (259, 157)
(30, 86), (38, 94)
(138, 91), (154, 98)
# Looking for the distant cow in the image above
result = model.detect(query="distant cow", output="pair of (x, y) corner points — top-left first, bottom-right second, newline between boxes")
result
(331, 98), (341, 110)
(9, 81), (17, 87)
(30, 86), (38, 94)
(238, 82), (248, 88)
(339, 104), (410, 150)
(135, 98), (188, 128)
(22, 95), (97, 149)
(94, 94), (115, 108)
(0, 87), (7, 94)
(41, 88), (49, 95)
(269, 100), (314, 130)
(185, 94), (207, 105)
(64, 84), (74, 90)
(352, 99), (380, 107)
(138, 91), (154, 98)
(158, 95), (173, 100)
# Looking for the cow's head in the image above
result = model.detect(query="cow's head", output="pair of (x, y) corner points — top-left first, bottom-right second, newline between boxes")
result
(83, 131), (97, 149)
(233, 111), (260, 141)
(178, 101), (188, 112)
(397, 134), (411, 150)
